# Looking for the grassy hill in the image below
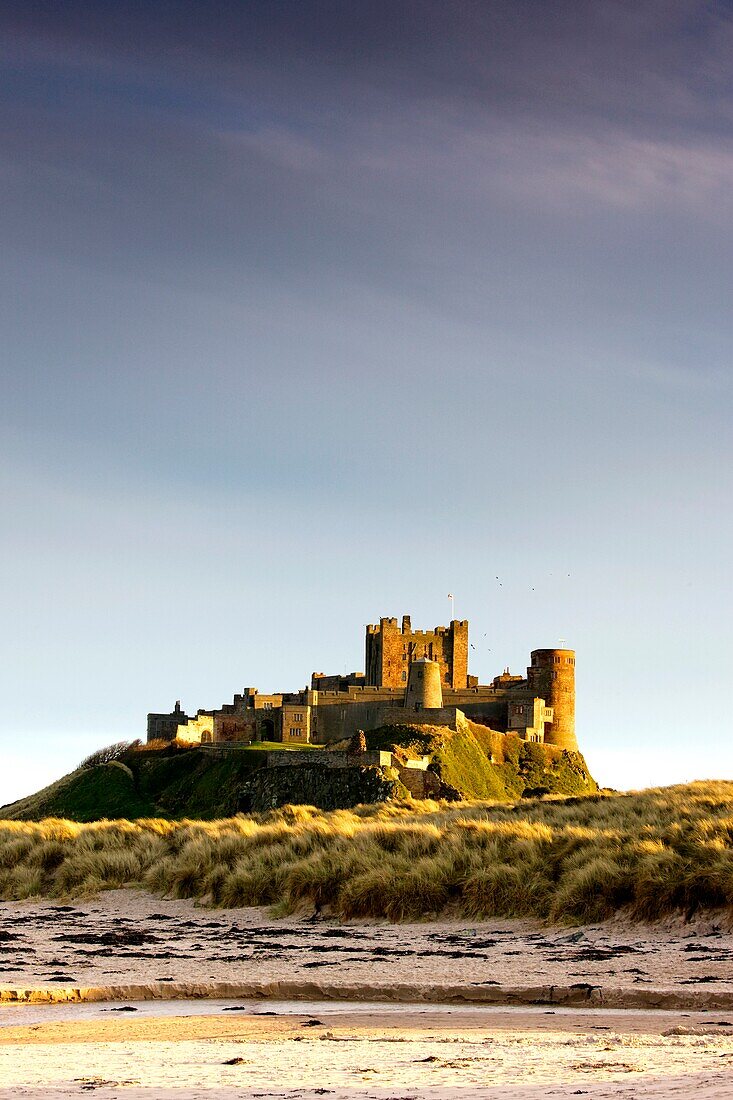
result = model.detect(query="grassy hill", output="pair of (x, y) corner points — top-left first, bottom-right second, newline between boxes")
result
(0, 725), (596, 823)
(0, 743), (276, 822)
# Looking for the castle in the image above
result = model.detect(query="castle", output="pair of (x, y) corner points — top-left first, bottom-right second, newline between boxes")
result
(147, 615), (577, 753)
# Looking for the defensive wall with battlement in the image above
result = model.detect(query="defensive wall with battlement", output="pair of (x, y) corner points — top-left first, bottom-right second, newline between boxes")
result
(147, 615), (577, 753)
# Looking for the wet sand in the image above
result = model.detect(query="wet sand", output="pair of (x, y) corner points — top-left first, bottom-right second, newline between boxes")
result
(3, 1004), (733, 1098)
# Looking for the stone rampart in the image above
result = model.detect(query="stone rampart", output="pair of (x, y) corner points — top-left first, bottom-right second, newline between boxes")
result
(378, 706), (468, 732)
(264, 750), (393, 769)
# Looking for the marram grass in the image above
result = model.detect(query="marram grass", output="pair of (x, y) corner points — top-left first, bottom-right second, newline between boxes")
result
(3, 782), (733, 923)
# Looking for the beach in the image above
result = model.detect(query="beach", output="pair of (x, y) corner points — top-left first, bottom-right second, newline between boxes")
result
(2, 890), (733, 1096)
(3, 1001), (733, 1098)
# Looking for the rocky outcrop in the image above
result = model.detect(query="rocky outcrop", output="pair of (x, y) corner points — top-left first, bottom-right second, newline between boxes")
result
(237, 763), (399, 812)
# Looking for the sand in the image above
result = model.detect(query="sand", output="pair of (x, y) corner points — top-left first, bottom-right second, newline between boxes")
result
(1, 889), (733, 1008)
(3, 1006), (733, 1098)
(3, 890), (733, 1096)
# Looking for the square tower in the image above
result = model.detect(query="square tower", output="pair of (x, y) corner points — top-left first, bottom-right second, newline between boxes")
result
(365, 614), (469, 689)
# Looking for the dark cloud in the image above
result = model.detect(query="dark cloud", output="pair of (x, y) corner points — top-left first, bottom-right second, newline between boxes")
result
(3, 1), (732, 135)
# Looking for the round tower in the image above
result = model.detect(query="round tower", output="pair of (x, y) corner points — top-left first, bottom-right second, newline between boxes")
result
(405, 658), (443, 710)
(527, 649), (577, 751)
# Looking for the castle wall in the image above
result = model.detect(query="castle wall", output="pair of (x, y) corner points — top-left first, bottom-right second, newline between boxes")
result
(214, 711), (260, 743)
(313, 685), (402, 703)
(310, 672), (365, 691)
(442, 685), (536, 730)
(265, 750), (393, 769)
(147, 702), (188, 743)
(308, 699), (467, 743)
(379, 705), (468, 732)
(177, 712), (214, 744)
(283, 681), (547, 745)
(310, 700), (395, 744)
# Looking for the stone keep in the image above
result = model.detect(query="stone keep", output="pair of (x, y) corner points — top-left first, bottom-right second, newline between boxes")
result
(364, 615), (469, 689)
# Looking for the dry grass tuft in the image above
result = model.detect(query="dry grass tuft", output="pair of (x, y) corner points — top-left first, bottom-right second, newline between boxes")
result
(3, 782), (733, 923)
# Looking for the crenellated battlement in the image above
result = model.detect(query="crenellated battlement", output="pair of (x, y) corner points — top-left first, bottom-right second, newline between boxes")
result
(366, 619), (469, 637)
(148, 612), (577, 755)
(364, 614), (470, 691)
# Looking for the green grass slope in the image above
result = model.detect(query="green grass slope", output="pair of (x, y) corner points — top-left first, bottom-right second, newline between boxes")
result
(366, 722), (597, 800)
(1, 763), (153, 822)
(0, 745), (272, 822)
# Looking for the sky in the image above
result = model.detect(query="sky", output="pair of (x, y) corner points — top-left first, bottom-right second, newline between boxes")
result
(1, 0), (732, 804)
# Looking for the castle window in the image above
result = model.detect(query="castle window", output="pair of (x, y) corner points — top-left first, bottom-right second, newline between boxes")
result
(293, 712), (303, 721)
(401, 671), (406, 682)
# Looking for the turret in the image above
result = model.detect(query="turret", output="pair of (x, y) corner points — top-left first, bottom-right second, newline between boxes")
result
(405, 658), (443, 710)
(527, 649), (577, 751)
